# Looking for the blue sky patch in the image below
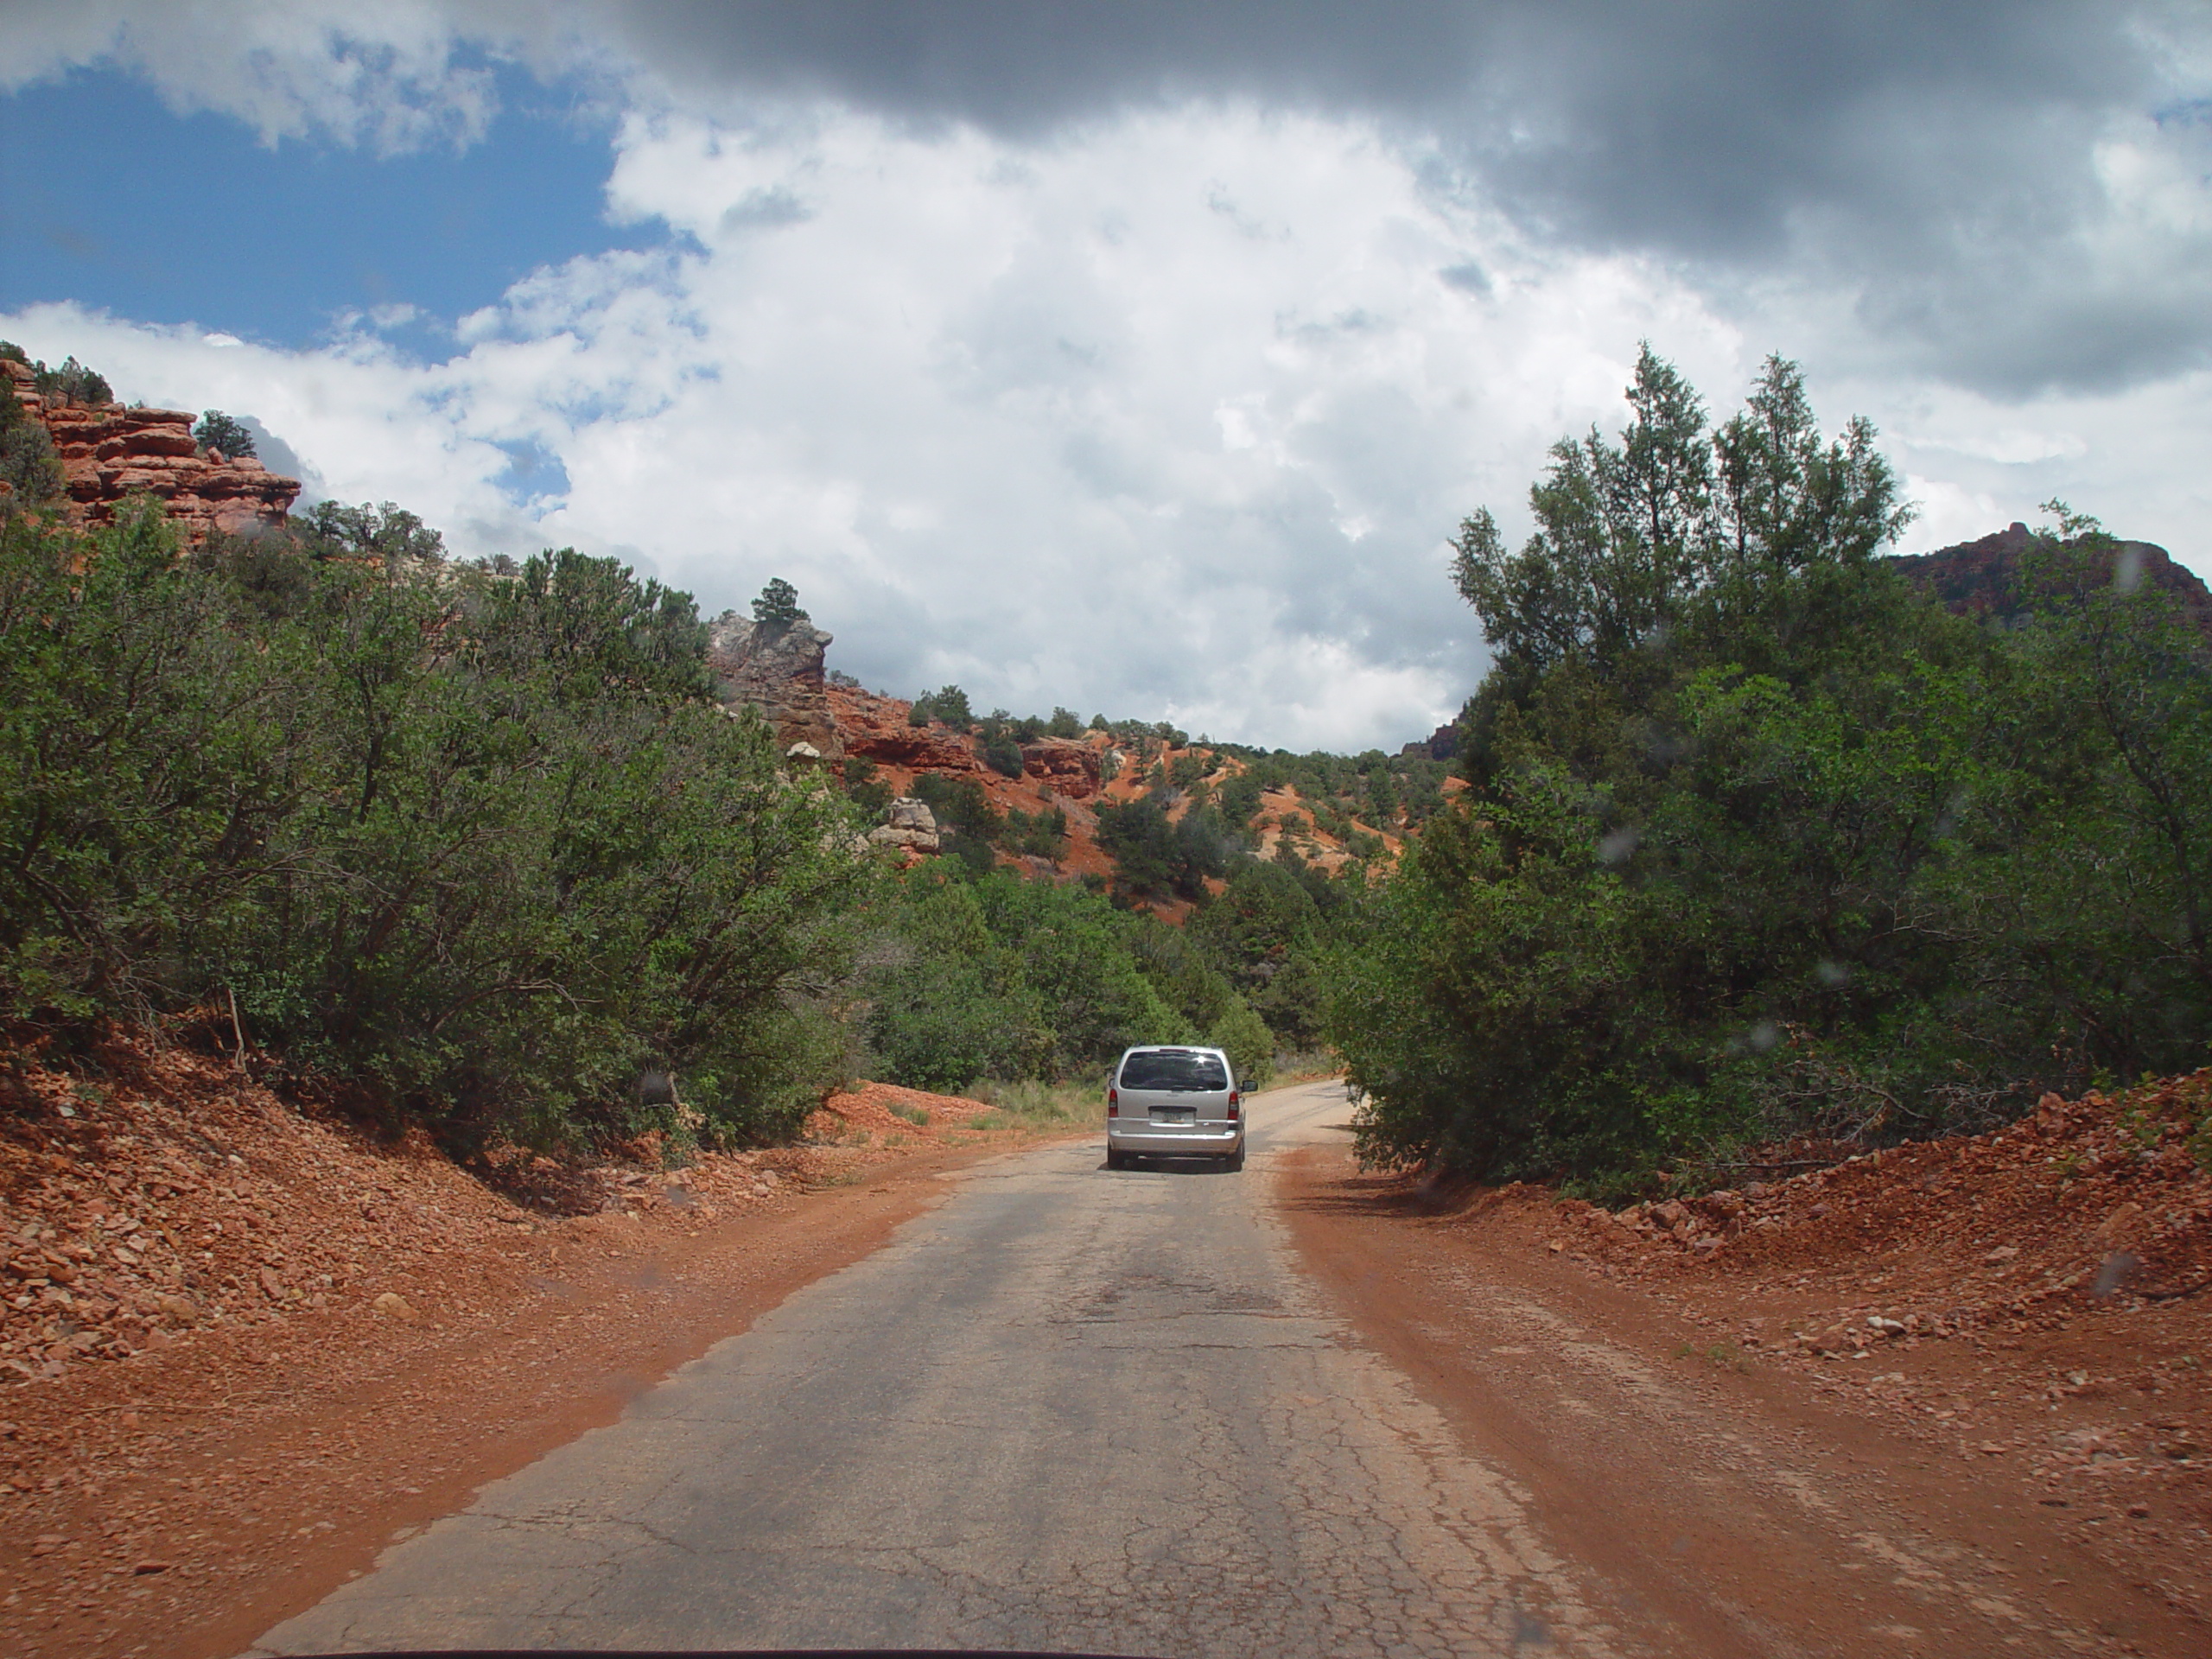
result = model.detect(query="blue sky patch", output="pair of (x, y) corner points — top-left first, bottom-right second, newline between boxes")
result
(0, 65), (658, 350)
(492, 437), (572, 511)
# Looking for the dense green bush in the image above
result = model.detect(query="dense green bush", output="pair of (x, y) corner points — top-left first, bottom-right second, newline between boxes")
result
(861, 874), (1052, 1090)
(860, 860), (1292, 1092)
(863, 867), (1174, 1088)
(912, 773), (1001, 842)
(909, 683), (974, 728)
(296, 499), (447, 565)
(1329, 350), (2212, 1191)
(1094, 797), (1243, 904)
(19, 353), (112, 407)
(1188, 861), (1330, 1047)
(0, 503), (871, 1154)
(194, 411), (257, 461)
(1001, 805), (1069, 861)
(751, 576), (807, 629)
(843, 754), (893, 818)
(0, 387), (65, 505)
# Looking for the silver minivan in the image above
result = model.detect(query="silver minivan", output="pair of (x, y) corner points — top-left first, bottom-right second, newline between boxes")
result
(1104, 1044), (1245, 1171)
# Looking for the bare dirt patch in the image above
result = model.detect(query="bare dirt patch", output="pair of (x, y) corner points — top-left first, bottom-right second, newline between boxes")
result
(1278, 1078), (2212, 1656)
(0, 1037), (1066, 1659)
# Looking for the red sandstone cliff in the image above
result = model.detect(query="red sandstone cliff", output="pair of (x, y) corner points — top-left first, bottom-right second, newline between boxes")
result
(1891, 521), (2212, 641)
(3, 359), (298, 539)
(826, 683), (1103, 801)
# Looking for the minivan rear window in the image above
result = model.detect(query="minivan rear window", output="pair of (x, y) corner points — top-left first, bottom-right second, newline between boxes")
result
(1118, 1050), (1228, 1091)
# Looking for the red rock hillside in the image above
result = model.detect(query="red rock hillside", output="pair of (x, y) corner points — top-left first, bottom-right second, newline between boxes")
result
(819, 678), (1445, 912)
(3, 358), (298, 540)
(1891, 520), (2212, 642)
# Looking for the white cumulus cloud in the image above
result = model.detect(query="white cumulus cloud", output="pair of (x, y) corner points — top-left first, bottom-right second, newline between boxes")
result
(5, 33), (2210, 748)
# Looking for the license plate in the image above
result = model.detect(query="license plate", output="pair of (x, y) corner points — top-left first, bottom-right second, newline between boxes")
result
(1153, 1107), (1196, 1123)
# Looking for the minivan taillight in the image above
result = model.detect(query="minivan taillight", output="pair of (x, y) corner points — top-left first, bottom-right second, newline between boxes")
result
(1107, 1086), (1118, 1117)
(1227, 1089), (1240, 1121)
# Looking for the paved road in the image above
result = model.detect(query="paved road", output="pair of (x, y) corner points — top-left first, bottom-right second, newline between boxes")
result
(253, 1083), (1636, 1656)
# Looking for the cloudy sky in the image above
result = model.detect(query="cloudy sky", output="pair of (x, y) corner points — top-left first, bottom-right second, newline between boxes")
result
(3, 3), (2208, 750)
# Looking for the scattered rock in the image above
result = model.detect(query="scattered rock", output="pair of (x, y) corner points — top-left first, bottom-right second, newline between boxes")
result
(2090, 1201), (2143, 1247)
(868, 797), (943, 854)
(707, 612), (843, 763)
(371, 1292), (418, 1322)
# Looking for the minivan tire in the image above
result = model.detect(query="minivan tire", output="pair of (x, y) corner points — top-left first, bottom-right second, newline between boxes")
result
(1106, 1148), (1129, 1171)
(1224, 1144), (1245, 1173)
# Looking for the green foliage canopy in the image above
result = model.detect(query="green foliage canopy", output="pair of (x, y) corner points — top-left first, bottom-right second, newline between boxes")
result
(752, 577), (807, 630)
(1332, 351), (2212, 1192)
(194, 410), (257, 461)
(0, 503), (871, 1154)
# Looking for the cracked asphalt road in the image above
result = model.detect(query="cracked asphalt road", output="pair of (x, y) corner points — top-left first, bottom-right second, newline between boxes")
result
(250, 1082), (1639, 1656)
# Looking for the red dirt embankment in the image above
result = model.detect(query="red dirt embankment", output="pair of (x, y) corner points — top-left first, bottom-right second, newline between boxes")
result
(1283, 1073), (2212, 1655)
(0, 1033), (1053, 1659)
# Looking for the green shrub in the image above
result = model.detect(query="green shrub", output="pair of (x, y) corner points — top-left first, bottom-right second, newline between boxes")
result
(1000, 806), (1068, 861)
(910, 684), (974, 728)
(0, 501), (869, 1154)
(912, 772), (1001, 842)
(1208, 998), (1274, 1089)
(296, 499), (445, 565)
(751, 577), (807, 629)
(861, 874), (1048, 1090)
(1331, 353), (2212, 1186)
(194, 410), (257, 461)
(0, 391), (64, 505)
(862, 867), (1188, 1090)
(1095, 796), (1243, 904)
(1189, 861), (1329, 1046)
(29, 354), (111, 407)
(844, 754), (893, 817)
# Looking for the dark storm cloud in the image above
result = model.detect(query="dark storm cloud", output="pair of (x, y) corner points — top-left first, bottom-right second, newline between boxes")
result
(594, 2), (2134, 243)
(574, 0), (2198, 392)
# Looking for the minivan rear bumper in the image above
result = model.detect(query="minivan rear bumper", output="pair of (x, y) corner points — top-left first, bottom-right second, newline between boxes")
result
(1108, 1127), (1242, 1156)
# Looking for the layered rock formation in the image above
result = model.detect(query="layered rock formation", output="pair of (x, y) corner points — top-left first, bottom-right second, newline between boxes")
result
(824, 684), (1104, 798)
(3, 359), (298, 539)
(1402, 721), (1460, 763)
(1016, 738), (1103, 800)
(706, 612), (846, 764)
(828, 683), (992, 778)
(1891, 521), (2212, 641)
